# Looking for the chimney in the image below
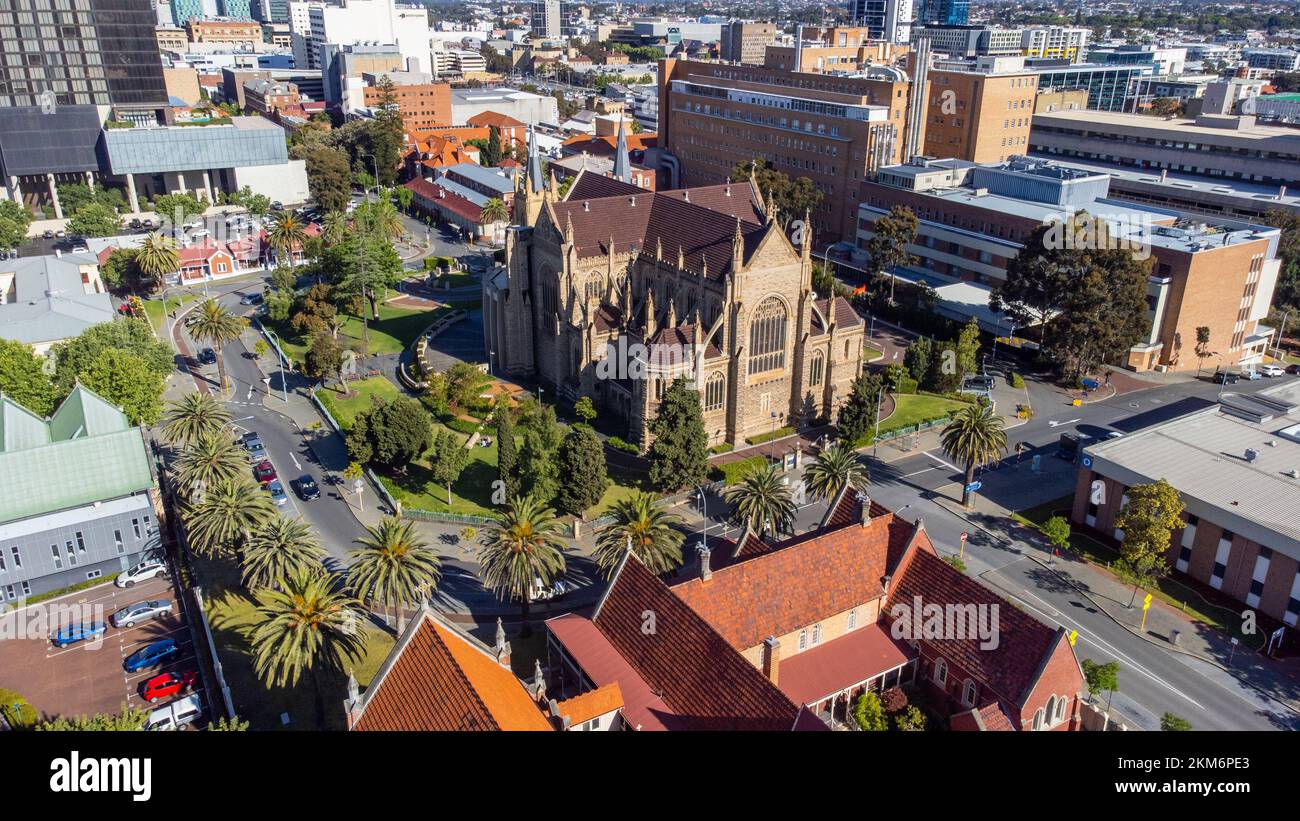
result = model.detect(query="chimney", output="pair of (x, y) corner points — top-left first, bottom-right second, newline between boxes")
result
(698, 542), (712, 581)
(857, 492), (872, 526)
(762, 636), (781, 684)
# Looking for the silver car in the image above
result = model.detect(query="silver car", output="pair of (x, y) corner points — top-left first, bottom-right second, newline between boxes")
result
(111, 599), (173, 628)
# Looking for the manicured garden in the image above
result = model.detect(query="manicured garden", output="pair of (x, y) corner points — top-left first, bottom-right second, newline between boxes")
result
(872, 393), (967, 441)
(267, 300), (444, 365)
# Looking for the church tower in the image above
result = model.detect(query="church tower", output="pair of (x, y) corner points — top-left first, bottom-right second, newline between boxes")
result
(514, 125), (548, 228)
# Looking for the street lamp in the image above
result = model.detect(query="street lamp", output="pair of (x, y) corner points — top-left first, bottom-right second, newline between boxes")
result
(872, 385), (885, 458)
(261, 326), (291, 402)
(1273, 309), (1292, 363)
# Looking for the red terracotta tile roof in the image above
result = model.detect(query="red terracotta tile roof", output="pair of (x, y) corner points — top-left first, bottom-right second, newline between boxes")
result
(977, 701), (1017, 730)
(671, 506), (913, 651)
(351, 609), (553, 732)
(467, 111), (526, 129)
(590, 555), (803, 730)
(554, 682), (623, 726)
(886, 545), (1060, 708)
(404, 177), (484, 222)
(560, 132), (658, 156)
(776, 622), (916, 706)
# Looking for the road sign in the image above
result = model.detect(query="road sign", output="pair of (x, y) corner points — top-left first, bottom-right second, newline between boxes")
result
(1081, 455), (1093, 468)
(964, 481), (982, 493)
(1142, 593), (1152, 610)
(1068, 630), (1078, 646)
(960, 531), (967, 558)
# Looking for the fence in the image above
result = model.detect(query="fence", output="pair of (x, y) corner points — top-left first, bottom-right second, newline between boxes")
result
(402, 507), (499, 526)
(871, 415), (953, 445)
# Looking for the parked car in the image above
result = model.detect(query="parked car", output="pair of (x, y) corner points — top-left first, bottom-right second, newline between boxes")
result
(530, 577), (570, 602)
(246, 439), (268, 463)
(1287, 363), (1300, 376)
(111, 599), (173, 628)
(1213, 370), (1240, 385)
(142, 671), (197, 703)
(124, 639), (179, 673)
(253, 460), (278, 485)
(116, 558), (169, 588)
(145, 693), (203, 730)
(129, 218), (141, 229)
(51, 622), (106, 648)
(266, 480), (288, 506)
(293, 474), (320, 501)
(1242, 369), (1263, 381)
(197, 347), (217, 366)
(1261, 364), (1286, 377)
(239, 292), (264, 306)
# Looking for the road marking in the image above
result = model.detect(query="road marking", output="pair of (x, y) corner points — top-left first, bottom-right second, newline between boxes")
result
(1048, 418), (1080, 428)
(922, 451), (960, 472)
(902, 467), (937, 478)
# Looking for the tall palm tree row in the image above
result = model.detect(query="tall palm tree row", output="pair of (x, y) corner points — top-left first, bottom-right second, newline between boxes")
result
(803, 441), (870, 502)
(161, 392), (231, 448)
(183, 475), (278, 558)
(241, 516), (327, 590)
(249, 566), (366, 690)
(267, 211), (307, 270)
(724, 462), (796, 541)
(347, 517), (442, 632)
(593, 493), (685, 577)
(940, 403), (1008, 508)
(477, 492), (567, 632)
(186, 299), (245, 394)
(172, 430), (248, 500)
(135, 231), (179, 294)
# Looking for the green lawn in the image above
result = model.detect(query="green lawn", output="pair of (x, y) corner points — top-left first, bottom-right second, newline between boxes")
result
(267, 301), (445, 365)
(140, 293), (199, 334)
(195, 556), (396, 730)
(864, 344), (884, 361)
(317, 377), (402, 429)
(874, 393), (967, 440)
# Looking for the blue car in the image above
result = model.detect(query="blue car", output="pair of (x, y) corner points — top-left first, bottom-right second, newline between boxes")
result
(124, 639), (178, 673)
(51, 622), (106, 648)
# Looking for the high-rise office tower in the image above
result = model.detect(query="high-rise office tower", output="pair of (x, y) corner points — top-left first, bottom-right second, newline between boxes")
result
(219, 0), (252, 18)
(530, 0), (574, 40)
(848, 0), (913, 43)
(0, 0), (168, 119)
(916, 0), (969, 26)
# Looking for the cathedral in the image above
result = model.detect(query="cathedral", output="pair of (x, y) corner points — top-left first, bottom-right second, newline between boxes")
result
(483, 127), (868, 448)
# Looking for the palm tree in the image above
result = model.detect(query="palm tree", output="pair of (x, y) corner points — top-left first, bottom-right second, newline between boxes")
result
(267, 211), (308, 269)
(477, 492), (567, 633)
(940, 403), (1008, 508)
(249, 567), (365, 724)
(186, 298), (245, 394)
(724, 462), (796, 540)
(347, 517), (442, 632)
(358, 198), (404, 242)
(803, 441), (870, 502)
(241, 516), (327, 590)
(593, 493), (685, 578)
(480, 197), (508, 227)
(321, 211), (349, 246)
(135, 231), (179, 294)
(172, 431), (247, 499)
(183, 475), (278, 558)
(161, 392), (232, 447)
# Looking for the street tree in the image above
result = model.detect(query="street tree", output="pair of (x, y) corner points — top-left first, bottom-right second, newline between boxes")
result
(348, 517), (442, 632)
(593, 492), (684, 577)
(1194, 326), (1215, 377)
(803, 441), (870, 501)
(940, 404), (1007, 508)
(724, 462), (796, 540)
(1113, 479), (1184, 605)
(647, 378), (709, 492)
(79, 348), (165, 426)
(186, 299), (245, 394)
(241, 516), (326, 591)
(477, 492), (567, 632)
(161, 391), (232, 447)
(134, 231), (180, 294)
(554, 425), (609, 516)
(0, 338), (56, 416)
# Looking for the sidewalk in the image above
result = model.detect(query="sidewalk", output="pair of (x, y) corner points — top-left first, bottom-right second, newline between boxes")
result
(936, 490), (1300, 717)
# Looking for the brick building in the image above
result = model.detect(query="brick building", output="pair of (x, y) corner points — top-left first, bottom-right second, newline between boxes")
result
(362, 80), (452, 133)
(244, 79), (300, 115)
(925, 62), (1039, 163)
(186, 19), (263, 46)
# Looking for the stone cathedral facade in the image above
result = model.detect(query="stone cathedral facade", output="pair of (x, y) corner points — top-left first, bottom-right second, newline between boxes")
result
(483, 138), (867, 449)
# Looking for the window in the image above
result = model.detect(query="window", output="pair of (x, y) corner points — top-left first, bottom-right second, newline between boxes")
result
(847, 609), (857, 630)
(132, 519), (141, 539)
(934, 657), (948, 685)
(798, 629), (808, 651)
(962, 679), (977, 707)
(748, 296), (787, 375)
(811, 624), (821, 646)
(51, 545), (62, 569)
(75, 531), (86, 553)
(86, 569), (101, 580)
(704, 372), (724, 412)
(10, 546), (20, 568)
(808, 351), (824, 387)
(21, 581), (29, 596)
(114, 529), (124, 554)
(1032, 708), (1044, 730)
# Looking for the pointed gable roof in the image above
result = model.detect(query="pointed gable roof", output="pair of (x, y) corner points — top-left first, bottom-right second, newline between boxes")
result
(590, 554), (802, 730)
(350, 607), (553, 732)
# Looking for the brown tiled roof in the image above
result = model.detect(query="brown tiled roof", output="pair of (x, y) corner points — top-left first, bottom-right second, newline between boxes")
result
(351, 609), (553, 732)
(554, 682), (624, 726)
(886, 546), (1060, 707)
(671, 505), (913, 651)
(810, 296), (865, 336)
(592, 555), (802, 730)
(646, 322), (722, 361)
(548, 180), (772, 278)
(777, 622), (915, 706)
(594, 301), (623, 332)
(564, 169), (644, 201)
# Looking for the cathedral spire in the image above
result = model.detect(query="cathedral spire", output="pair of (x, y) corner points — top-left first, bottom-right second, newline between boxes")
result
(732, 216), (744, 274)
(666, 294), (677, 329)
(801, 208), (812, 259)
(644, 284), (656, 337)
(613, 118), (632, 184)
(526, 125), (544, 194)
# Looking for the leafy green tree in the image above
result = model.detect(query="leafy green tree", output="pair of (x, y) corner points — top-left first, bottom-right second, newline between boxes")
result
(853, 692), (888, 731)
(394, 186), (414, 213)
(79, 348), (164, 425)
(161, 391), (232, 447)
(554, 425), (609, 516)
(520, 404), (563, 502)
(477, 492), (568, 631)
(956, 317), (981, 378)
(991, 221), (1077, 348)
(1194, 326), (1214, 377)
(0, 338), (56, 416)
(837, 370), (883, 447)
(724, 461), (796, 539)
(367, 75), (404, 186)
(926, 340), (962, 394)
(1042, 515), (1072, 554)
(428, 429), (470, 506)
(347, 396), (433, 471)
(803, 441), (869, 501)
(185, 299), (245, 393)
(940, 404), (1007, 507)
(183, 475), (278, 558)
(573, 396), (596, 425)
(904, 336), (932, 384)
(172, 431), (249, 500)
(593, 492), (684, 577)
(444, 362), (491, 410)
(1113, 479), (1184, 605)
(304, 146), (352, 213)
(211, 716), (251, 731)
(864, 205), (918, 303)
(98, 247), (142, 290)
(249, 567), (366, 696)
(895, 704), (928, 731)
(1160, 712), (1192, 731)
(728, 158), (823, 228)
(647, 377), (708, 492)
(151, 191), (206, 224)
(811, 261), (838, 298)
(37, 706), (148, 731)
(0, 200), (33, 250)
(53, 316), (172, 394)
(321, 234), (403, 323)
(304, 332), (344, 389)
(494, 402), (520, 502)
(349, 517), (442, 631)
(66, 202), (121, 238)
(134, 231), (179, 293)
(241, 516), (327, 590)
(482, 124), (503, 166)
(1081, 658), (1120, 708)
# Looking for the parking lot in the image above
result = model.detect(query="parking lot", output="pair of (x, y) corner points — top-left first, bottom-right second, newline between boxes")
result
(0, 567), (207, 726)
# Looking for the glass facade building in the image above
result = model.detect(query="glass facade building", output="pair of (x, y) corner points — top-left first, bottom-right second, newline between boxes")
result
(918, 0), (969, 26)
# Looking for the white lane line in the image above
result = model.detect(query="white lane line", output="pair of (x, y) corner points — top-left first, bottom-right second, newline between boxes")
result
(902, 467), (937, 478)
(923, 451), (961, 472)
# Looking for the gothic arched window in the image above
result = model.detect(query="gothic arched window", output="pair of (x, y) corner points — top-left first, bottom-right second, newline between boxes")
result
(749, 296), (787, 375)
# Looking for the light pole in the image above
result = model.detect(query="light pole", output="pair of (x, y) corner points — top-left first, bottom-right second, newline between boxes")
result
(1274, 309), (1291, 363)
(261, 326), (291, 402)
(872, 385), (885, 458)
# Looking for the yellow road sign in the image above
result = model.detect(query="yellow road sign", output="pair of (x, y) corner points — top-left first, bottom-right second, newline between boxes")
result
(1068, 630), (1078, 646)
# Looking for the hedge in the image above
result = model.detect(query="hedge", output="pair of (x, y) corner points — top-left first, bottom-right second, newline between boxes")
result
(444, 416), (493, 436)
(709, 455), (768, 485)
(745, 426), (795, 446)
(708, 442), (734, 454)
(1008, 371), (1025, 389)
(896, 376), (919, 395)
(606, 436), (640, 454)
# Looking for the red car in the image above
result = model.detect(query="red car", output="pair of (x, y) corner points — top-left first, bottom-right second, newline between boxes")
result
(142, 671), (197, 703)
(253, 460), (277, 485)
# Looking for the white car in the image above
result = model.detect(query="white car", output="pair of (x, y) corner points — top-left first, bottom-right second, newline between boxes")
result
(1261, 364), (1286, 377)
(146, 694), (203, 731)
(116, 558), (169, 588)
(530, 577), (570, 602)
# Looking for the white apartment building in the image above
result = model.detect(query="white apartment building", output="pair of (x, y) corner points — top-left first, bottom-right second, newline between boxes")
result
(1021, 26), (1090, 63)
(291, 0), (431, 71)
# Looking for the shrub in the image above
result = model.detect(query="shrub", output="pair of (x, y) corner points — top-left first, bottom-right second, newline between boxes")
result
(709, 455), (768, 485)
(606, 436), (640, 454)
(708, 442), (734, 454)
(895, 704), (929, 731)
(896, 376), (919, 395)
(1009, 371), (1025, 389)
(880, 686), (908, 714)
(0, 689), (37, 729)
(942, 555), (967, 574)
(853, 692), (888, 731)
(459, 526), (478, 543)
(745, 426), (795, 445)
(444, 417), (490, 435)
